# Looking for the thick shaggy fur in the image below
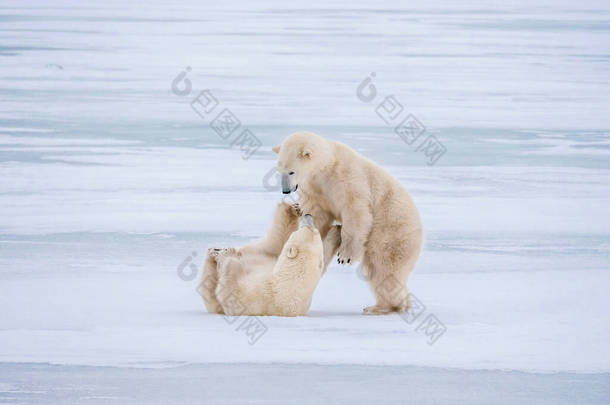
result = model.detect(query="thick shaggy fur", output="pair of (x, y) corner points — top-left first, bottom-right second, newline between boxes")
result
(273, 132), (424, 314)
(200, 202), (341, 316)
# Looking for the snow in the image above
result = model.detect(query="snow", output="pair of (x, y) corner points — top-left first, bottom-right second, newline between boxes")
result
(1, 140), (608, 373)
(0, 0), (609, 401)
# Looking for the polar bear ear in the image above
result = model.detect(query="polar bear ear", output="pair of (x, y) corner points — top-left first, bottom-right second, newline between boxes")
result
(272, 145), (280, 154)
(286, 246), (299, 259)
(299, 148), (312, 159)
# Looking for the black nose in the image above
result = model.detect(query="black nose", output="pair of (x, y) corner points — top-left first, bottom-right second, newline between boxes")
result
(282, 190), (291, 194)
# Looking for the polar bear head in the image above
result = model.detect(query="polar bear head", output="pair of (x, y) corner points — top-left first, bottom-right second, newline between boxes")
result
(269, 214), (325, 316)
(275, 214), (324, 281)
(272, 131), (335, 194)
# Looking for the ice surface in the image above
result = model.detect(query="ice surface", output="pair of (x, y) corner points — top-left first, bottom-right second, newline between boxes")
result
(2, 138), (608, 374)
(1, 363), (608, 405)
(0, 0), (609, 402)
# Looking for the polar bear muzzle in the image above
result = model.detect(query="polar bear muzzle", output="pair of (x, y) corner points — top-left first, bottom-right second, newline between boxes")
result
(281, 173), (298, 194)
(299, 214), (314, 229)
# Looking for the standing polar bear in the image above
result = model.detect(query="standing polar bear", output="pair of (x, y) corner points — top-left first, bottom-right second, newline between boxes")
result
(200, 202), (342, 316)
(273, 131), (423, 315)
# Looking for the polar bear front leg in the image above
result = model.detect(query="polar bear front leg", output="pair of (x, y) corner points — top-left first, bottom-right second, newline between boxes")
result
(322, 225), (341, 275)
(336, 202), (372, 265)
(239, 202), (300, 258)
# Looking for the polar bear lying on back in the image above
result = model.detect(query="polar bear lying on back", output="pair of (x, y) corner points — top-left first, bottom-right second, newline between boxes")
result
(200, 202), (341, 317)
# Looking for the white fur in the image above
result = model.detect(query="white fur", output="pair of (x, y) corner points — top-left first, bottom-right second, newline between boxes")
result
(200, 202), (341, 316)
(274, 131), (424, 314)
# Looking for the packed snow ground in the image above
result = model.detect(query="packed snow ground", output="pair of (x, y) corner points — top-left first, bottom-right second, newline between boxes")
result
(1, 142), (608, 373)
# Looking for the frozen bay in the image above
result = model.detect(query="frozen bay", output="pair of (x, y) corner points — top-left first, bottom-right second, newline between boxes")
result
(0, 0), (609, 402)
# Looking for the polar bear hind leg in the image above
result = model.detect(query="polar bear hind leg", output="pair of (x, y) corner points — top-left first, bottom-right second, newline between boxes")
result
(215, 251), (252, 316)
(199, 248), (226, 314)
(362, 228), (423, 315)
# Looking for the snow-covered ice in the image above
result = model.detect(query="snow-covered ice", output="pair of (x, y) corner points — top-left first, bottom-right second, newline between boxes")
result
(0, 0), (609, 402)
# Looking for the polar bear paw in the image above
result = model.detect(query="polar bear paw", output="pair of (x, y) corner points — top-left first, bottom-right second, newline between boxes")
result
(290, 202), (303, 217)
(207, 247), (222, 257)
(362, 305), (394, 315)
(337, 242), (359, 265)
(208, 247), (237, 258)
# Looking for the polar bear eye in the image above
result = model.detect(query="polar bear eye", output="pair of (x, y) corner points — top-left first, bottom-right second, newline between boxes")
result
(289, 171), (295, 175)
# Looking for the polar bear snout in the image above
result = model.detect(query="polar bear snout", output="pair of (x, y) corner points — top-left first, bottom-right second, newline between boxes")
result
(281, 173), (298, 194)
(299, 214), (315, 229)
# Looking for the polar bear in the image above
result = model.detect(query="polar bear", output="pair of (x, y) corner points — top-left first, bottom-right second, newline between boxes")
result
(200, 202), (342, 316)
(273, 131), (424, 315)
